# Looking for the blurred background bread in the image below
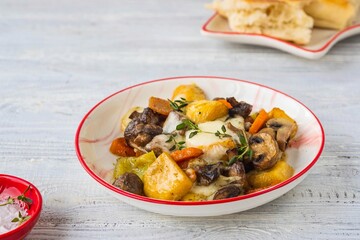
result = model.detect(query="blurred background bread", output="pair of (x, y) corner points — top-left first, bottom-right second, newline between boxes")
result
(304, 0), (360, 30)
(208, 0), (314, 44)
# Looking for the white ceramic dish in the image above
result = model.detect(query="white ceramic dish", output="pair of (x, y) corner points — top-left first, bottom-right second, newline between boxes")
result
(201, 13), (360, 59)
(75, 76), (324, 216)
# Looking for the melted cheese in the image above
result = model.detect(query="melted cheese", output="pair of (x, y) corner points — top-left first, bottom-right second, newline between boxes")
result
(189, 175), (241, 199)
(185, 118), (244, 162)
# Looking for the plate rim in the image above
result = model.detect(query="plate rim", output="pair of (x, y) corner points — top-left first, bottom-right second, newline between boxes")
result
(201, 13), (360, 53)
(75, 76), (325, 206)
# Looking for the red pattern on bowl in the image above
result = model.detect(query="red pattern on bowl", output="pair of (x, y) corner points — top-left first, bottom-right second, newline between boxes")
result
(0, 175), (42, 240)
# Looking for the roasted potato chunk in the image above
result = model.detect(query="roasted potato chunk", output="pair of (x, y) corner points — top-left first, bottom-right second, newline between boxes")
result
(186, 100), (228, 124)
(247, 160), (294, 189)
(171, 84), (206, 102)
(143, 152), (193, 200)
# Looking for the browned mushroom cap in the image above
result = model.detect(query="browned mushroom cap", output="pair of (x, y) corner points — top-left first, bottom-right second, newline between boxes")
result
(226, 97), (253, 118)
(249, 132), (282, 170)
(124, 108), (164, 149)
(113, 172), (144, 196)
(195, 163), (222, 186)
(213, 184), (244, 200)
(266, 118), (297, 151)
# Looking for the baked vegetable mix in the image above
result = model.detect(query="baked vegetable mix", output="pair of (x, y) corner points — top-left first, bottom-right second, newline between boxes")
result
(110, 84), (297, 201)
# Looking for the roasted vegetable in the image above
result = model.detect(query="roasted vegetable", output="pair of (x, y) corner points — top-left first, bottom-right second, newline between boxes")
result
(110, 137), (136, 157)
(143, 152), (193, 200)
(124, 108), (164, 149)
(266, 118), (298, 151)
(216, 98), (233, 109)
(249, 109), (269, 134)
(181, 192), (208, 201)
(121, 106), (144, 132)
(213, 184), (243, 200)
(113, 151), (156, 180)
(170, 147), (204, 162)
(186, 100), (228, 124)
(113, 172), (144, 195)
(171, 84), (206, 102)
(249, 132), (282, 170)
(148, 96), (172, 116)
(247, 160), (294, 188)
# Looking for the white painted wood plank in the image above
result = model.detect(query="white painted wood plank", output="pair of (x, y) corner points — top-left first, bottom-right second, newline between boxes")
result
(0, 0), (359, 239)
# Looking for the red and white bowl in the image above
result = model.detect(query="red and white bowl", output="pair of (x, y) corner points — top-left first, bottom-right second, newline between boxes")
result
(75, 76), (324, 216)
(0, 174), (42, 240)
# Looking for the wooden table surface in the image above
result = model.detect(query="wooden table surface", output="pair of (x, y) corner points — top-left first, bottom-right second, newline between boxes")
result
(1, 0), (359, 239)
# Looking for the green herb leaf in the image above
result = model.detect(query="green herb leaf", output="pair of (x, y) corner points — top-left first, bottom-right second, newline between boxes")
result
(168, 98), (190, 112)
(189, 131), (198, 138)
(176, 122), (185, 130)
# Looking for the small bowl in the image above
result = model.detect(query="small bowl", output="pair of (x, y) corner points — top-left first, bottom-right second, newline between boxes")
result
(75, 76), (325, 216)
(0, 174), (42, 240)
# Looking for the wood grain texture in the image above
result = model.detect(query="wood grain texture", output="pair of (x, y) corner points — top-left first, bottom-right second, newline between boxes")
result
(0, 0), (359, 239)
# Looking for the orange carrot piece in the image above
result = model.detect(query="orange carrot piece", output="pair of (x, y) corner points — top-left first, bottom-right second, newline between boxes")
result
(216, 99), (233, 109)
(170, 147), (204, 162)
(110, 137), (136, 157)
(148, 96), (172, 116)
(249, 109), (269, 134)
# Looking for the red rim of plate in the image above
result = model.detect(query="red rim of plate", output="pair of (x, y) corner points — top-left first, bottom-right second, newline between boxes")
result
(0, 174), (42, 238)
(75, 76), (325, 206)
(202, 13), (360, 53)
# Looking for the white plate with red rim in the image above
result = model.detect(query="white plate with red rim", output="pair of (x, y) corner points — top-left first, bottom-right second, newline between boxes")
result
(75, 76), (325, 216)
(201, 13), (360, 59)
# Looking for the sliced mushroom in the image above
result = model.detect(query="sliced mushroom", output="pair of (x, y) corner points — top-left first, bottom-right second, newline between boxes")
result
(228, 161), (247, 187)
(258, 127), (276, 139)
(266, 118), (297, 151)
(195, 163), (222, 186)
(213, 184), (244, 200)
(113, 172), (144, 196)
(249, 132), (282, 170)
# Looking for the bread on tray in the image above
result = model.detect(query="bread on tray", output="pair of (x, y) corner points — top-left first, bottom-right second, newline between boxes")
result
(208, 0), (314, 44)
(208, 0), (360, 45)
(305, 0), (360, 30)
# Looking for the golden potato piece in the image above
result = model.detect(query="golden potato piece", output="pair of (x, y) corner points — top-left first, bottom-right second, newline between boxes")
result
(143, 152), (193, 200)
(247, 160), (294, 189)
(171, 84), (206, 102)
(181, 192), (208, 201)
(186, 100), (228, 124)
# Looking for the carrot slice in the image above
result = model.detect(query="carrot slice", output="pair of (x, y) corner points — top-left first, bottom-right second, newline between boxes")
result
(148, 96), (172, 116)
(216, 99), (233, 109)
(249, 109), (269, 134)
(110, 137), (136, 157)
(170, 147), (204, 162)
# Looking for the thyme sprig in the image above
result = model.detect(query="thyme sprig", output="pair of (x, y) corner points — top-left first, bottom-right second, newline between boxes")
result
(229, 129), (253, 165)
(176, 119), (232, 139)
(166, 133), (186, 151)
(0, 185), (32, 207)
(215, 125), (232, 139)
(168, 98), (190, 112)
(11, 211), (30, 225)
(0, 185), (33, 225)
(176, 119), (201, 138)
